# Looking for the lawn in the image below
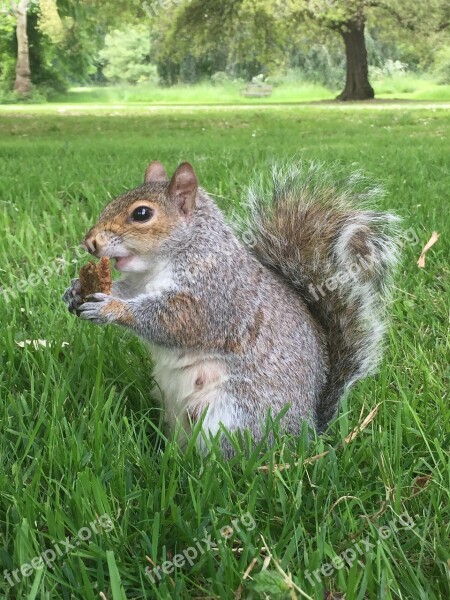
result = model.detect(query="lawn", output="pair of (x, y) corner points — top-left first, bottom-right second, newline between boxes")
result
(0, 105), (449, 600)
(45, 78), (450, 105)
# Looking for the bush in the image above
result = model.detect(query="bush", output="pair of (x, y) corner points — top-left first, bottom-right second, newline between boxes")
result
(211, 71), (231, 86)
(291, 44), (345, 90)
(266, 68), (306, 87)
(99, 26), (158, 85)
(0, 86), (48, 104)
(370, 59), (409, 80)
(433, 46), (450, 84)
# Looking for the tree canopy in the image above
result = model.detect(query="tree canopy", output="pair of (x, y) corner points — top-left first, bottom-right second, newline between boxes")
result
(1, 0), (449, 100)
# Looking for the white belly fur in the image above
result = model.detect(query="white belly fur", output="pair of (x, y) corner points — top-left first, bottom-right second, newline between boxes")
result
(148, 344), (232, 437)
(121, 262), (238, 446)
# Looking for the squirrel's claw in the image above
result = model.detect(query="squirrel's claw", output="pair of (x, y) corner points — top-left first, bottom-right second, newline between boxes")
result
(63, 278), (84, 314)
(77, 294), (129, 326)
(85, 293), (110, 302)
(77, 297), (110, 325)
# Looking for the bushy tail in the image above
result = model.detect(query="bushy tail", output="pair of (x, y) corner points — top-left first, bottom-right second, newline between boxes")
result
(242, 162), (400, 431)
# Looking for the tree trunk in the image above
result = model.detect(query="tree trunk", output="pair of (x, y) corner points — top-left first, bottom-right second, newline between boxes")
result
(336, 19), (374, 101)
(14, 0), (32, 95)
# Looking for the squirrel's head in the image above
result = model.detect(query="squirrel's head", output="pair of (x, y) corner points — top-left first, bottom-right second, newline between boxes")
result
(82, 161), (198, 272)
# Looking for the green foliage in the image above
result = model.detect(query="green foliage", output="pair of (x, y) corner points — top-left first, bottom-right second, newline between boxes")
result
(1, 2), (69, 94)
(47, 80), (336, 104)
(2, 0), (449, 93)
(0, 13), (16, 85)
(26, 8), (68, 93)
(286, 0), (449, 33)
(157, 0), (450, 93)
(433, 45), (450, 84)
(54, 2), (106, 84)
(99, 26), (157, 84)
(38, 0), (65, 44)
(150, 1), (228, 85)
(209, 71), (246, 87)
(0, 87), (48, 104)
(290, 43), (345, 89)
(153, 0), (286, 83)
(370, 59), (409, 81)
(3, 1), (117, 92)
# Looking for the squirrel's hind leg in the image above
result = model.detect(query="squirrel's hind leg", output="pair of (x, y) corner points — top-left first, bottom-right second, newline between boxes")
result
(192, 399), (314, 458)
(190, 396), (274, 458)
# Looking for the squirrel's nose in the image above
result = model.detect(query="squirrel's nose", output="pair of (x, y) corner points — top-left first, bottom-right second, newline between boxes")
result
(83, 234), (99, 256)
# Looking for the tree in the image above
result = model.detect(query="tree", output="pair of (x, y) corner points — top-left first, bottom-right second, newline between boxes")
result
(154, 0), (286, 83)
(169, 0), (449, 100)
(99, 26), (156, 84)
(297, 1), (450, 100)
(2, 0), (135, 95)
(166, 0), (376, 97)
(288, 1), (377, 101)
(288, 0), (450, 100)
(13, 0), (31, 94)
(3, 0), (66, 96)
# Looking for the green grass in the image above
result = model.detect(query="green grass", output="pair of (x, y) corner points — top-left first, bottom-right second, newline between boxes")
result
(50, 81), (334, 105)
(45, 76), (450, 105)
(0, 106), (449, 600)
(375, 76), (450, 101)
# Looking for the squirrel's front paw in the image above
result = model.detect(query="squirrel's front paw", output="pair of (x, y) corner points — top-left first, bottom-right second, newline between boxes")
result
(77, 294), (133, 326)
(62, 278), (84, 314)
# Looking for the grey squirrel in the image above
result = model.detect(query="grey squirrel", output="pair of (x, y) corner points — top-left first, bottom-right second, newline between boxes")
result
(63, 160), (399, 453)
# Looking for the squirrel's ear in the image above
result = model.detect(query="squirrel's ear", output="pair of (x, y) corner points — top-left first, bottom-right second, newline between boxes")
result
(145, 161), (168, 184)
(168, 162), (198, 215)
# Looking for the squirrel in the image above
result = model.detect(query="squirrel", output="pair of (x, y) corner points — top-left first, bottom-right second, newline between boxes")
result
(63, 160), (399, 454)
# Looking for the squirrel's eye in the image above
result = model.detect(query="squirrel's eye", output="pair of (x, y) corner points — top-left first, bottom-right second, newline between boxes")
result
(131, 206), (154, 222)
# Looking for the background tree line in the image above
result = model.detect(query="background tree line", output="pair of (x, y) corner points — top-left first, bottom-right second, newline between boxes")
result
(0, 0), (449, 101)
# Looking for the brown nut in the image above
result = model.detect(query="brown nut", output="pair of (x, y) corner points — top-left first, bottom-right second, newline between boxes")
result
(79, 256), (111, 299)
